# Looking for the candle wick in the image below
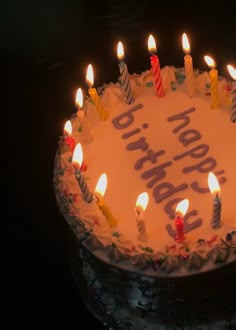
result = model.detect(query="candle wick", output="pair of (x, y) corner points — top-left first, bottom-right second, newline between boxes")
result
(73, 163), (81, 173)
(175, 212), (180, 220)
(136, 208), (140, 217)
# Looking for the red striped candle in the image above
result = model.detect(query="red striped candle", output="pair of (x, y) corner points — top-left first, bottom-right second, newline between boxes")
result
(64, 120), (75, 152)
(148, 34), (165, 97)
(174, 199), (189, 242)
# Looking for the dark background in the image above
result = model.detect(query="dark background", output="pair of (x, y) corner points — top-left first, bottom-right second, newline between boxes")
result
(5, 1), (236, 329)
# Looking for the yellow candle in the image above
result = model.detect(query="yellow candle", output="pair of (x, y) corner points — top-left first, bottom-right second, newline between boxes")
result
(86, 64), (109, 121)
(182, 33), (194, 98)
(75, 87), (93, 143)
(96, 198), (118, 228)
(75, 87), (83, 116)
(94, 173), (118, 228)
(204, 55), (219, 109)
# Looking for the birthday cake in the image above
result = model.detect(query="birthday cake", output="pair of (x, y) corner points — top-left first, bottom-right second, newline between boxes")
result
(54, 58), (236, 328)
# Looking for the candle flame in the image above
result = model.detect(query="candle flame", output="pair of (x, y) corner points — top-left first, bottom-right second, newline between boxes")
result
(86, 64), (94, 87)
(208, 172), (221, 197)
(117, 41), (124, 61)
(64, 120), (72, 136)
(182, 33), (191, 54)
(148, 34), (157, 54)
(176, 199), (189, 217)
(135, 192), (149, 212)
(75, 88), (83, 108)
(204, 55), (216, 69)
(72, 143), (83, 168)
(94, 173), (107, 199)
(227, 64), (236, 80)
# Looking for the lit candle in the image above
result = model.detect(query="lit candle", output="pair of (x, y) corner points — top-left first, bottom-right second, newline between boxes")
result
(174, 199), (189, 242)
(148, 34), (165, 97)
(86, 64), (109, 121)
(64, 120), (75, 152)
(117, 41), (135, 104)
(208, 171), (222, 229)
(75, 87), (93, 144)
(75, 87), (85, 131)
(94, 173), (118, 228)
(182, 33), (194, 98)
(204, 55), (219, 109)
(75, 87), (83, 115)
(134, 192), (149, 242)
(72, 143), (93, 203)
(227, 64), (236, 123)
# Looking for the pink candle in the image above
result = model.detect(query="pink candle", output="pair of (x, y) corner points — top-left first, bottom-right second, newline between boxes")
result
(174, 199), (189, 242)
(148, 34), (165, 97)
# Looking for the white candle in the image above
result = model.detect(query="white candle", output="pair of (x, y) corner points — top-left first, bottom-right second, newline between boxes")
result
(208, 171), (222, 229)
(227, 64), (236, 123)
